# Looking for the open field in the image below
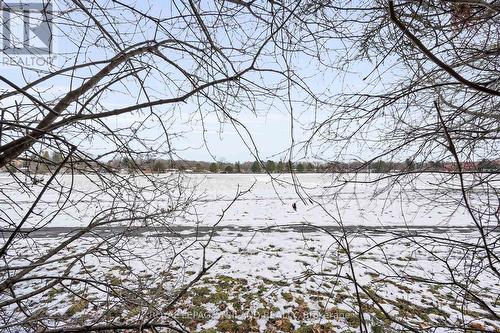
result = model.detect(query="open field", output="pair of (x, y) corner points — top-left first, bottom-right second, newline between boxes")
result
(1, 173), (498, 332)
(0, 173), (482, 229)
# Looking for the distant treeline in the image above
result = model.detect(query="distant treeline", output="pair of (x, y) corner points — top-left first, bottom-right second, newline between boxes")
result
(106, 157), (500, 174)
(6, 153), (499, 174)
(106, 158), (310, 173)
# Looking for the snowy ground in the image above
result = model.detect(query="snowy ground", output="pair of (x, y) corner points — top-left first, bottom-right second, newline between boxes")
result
(1, 173), (498, 332)
(0, 173), (482, 229)
(2, 227), (498, 332)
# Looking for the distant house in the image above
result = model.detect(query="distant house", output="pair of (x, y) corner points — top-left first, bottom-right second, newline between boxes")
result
(462, 161), (477, 171)
(442, 161), (477, 171)
(442, 162), (455, 171)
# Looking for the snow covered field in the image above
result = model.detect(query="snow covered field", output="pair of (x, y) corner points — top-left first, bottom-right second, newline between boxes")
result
(1, 173), (498, 332)
(0, 173), (482, 229)
(2, 227), (498, 332)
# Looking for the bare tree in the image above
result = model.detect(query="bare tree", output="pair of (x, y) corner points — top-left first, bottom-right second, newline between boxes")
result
(293, 0), (499, 331)
(0, 0), (281, 331)
(0, 0), (498, 332)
